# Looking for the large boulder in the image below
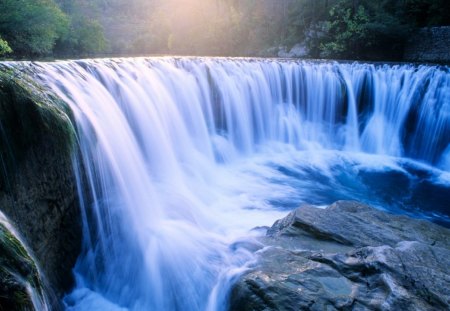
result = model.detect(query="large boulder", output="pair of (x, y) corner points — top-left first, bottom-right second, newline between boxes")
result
(231, 201), (450, 310)
(0, 66), (82, 308)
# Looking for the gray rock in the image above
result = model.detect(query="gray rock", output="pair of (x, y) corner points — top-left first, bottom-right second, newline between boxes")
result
(278, 44), (310, 58)
(230, 201), (450, 311)
(288, 44), (309, 58)
(277, 47), (291, 58)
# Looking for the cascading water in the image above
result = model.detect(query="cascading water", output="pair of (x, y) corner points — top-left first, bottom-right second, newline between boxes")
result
(16, 58), (450, 310)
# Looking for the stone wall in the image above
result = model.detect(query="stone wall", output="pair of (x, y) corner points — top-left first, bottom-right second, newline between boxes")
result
(404, 26), (450, 64)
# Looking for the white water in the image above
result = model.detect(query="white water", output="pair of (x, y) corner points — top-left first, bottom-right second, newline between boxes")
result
(24, 58), (450, 310)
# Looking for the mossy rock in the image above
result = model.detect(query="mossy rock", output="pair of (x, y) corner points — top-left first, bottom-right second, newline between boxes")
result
(0, 64), (75, 187)
(0, 63), (82, 306)
(0, 213), (48, 311)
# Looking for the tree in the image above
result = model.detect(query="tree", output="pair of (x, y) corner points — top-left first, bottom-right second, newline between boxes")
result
(287, 0), (337, 56)
(0, 0), (69, 56)
(54, 0), (107, 55)
(56, 17), (106, 55)
(320, 2), (370, 58)
(404, 0), (450, 27)
(319, 0), (411, 60)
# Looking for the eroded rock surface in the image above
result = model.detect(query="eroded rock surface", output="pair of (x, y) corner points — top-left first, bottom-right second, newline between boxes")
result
(231, 201), (450, 311)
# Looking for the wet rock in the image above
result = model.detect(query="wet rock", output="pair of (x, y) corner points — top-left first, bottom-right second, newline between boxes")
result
(231, 201), (450, 311)
(0, 212), (48, 311)
(0, 67), (82, 306)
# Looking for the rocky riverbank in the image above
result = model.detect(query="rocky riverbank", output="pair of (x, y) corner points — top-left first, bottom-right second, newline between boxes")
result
(231, 201), (450, 310)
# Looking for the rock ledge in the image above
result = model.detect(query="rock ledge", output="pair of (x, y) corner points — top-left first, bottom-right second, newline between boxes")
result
(231, 201), (450, 311)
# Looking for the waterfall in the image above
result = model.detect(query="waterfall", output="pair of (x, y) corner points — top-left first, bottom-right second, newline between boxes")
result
(20, 58), (450, 310)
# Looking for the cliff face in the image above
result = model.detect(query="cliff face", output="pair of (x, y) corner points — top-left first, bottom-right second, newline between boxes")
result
(0, 67), (81, 308)
(404, 26), (450, 64)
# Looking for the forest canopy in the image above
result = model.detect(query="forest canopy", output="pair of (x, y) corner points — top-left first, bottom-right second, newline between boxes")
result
(0, 0), (449, 60)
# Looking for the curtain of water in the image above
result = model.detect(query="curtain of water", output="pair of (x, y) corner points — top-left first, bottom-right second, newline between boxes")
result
(25, 58), (450, 310)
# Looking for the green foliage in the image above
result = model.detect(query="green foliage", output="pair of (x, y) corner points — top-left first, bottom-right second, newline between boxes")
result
(317, 0), (414, 60)
(0, 37), (12, 56)
(0, 0), (107, 57)
(76, 19), (106, 54)
(284, 0), (449, 60)
(58, 18), (107, 55)
(287, 0), (334, 43)
(321, 3), (370, 58)
(0, 0), (69, 56)
(54, 0), (107, 55)
(0, 0), (449, 59)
